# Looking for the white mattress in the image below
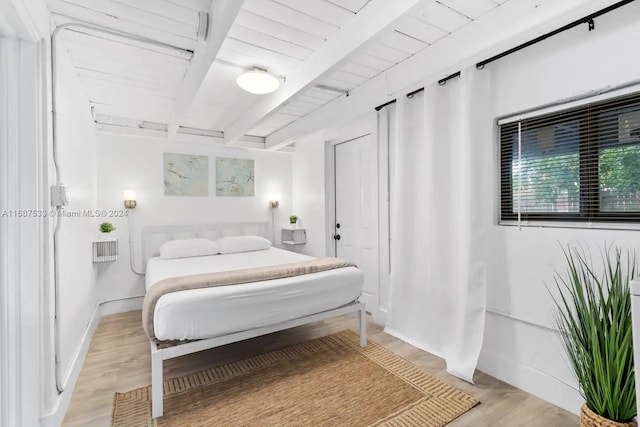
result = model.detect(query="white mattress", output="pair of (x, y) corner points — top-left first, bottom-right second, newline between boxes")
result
(146, 248), (363, 341)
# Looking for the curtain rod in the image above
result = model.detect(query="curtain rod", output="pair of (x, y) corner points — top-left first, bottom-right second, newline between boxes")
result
(476, 0), (635, 69)
(404, 71), (461, 100)
(438, 71), (461, 86)
(406, 87), (424, 98)
(374, 99), (397, 111)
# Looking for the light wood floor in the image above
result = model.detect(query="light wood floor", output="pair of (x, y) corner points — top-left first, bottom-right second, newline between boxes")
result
(63, 310), (579, 426)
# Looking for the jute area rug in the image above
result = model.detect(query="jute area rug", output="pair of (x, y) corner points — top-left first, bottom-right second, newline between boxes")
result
(112, 330), (479, 426)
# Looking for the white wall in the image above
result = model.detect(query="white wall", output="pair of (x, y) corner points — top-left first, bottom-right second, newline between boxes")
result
(56, 43), (100, 376)
(95, 132), (292, 302)
(290, 1), (640, 415)
(478, 2), (640, 414)
(43, 38), (100, 422)
(291, 133), (327, 257)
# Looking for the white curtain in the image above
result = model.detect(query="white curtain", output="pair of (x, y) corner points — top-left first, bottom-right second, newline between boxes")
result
(385, 66), (492, 382)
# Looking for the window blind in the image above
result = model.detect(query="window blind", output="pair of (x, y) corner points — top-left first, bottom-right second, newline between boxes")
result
(500, 92), (640, 223)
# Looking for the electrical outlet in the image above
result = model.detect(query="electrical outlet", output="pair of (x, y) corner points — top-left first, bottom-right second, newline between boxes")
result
(51, 184), (69, 207)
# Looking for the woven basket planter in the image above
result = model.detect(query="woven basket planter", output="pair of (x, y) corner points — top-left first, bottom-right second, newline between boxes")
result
(581, 405), (637, 427)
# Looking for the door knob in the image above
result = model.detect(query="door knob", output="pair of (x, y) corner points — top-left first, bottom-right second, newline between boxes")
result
(333, 234), (341, 240)
(336, 223), (341, 229)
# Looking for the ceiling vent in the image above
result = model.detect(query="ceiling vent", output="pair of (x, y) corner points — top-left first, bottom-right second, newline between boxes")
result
(197, 11), (210, 41)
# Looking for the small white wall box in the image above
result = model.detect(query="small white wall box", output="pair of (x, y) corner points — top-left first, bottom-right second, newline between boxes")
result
(93, 239), (118, 263)
(50, 184), (70, 207)
(281, 228), (306, 245)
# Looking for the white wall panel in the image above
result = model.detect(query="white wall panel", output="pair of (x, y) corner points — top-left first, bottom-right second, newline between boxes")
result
(94, 133), (293, 302)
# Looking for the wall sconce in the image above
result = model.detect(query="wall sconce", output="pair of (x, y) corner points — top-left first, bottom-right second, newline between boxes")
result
(124, 190), (137, 209)
(269, 192), (281, 208)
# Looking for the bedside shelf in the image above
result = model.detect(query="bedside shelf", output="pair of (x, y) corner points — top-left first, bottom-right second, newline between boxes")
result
(281, 228), (306, 245)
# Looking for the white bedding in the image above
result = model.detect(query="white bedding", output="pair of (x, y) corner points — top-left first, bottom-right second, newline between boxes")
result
(146, 248), (363, 341)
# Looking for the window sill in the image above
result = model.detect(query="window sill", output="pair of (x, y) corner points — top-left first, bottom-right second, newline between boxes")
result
(498, 220), (640, 231)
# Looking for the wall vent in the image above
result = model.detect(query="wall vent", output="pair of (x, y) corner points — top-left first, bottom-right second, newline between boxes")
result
(93, 239), (118, 263)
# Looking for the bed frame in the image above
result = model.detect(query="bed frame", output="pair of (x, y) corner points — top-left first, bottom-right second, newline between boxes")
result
(142, 222), (367, 419)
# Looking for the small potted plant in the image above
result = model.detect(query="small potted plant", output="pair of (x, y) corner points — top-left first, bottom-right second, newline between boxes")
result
(551, 244), (637, 427)
(289, 215), (299, 228)
(99, 222), (115, 238)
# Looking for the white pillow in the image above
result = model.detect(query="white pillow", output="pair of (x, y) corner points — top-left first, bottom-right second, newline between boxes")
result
(159, 238), (219, 259)
(216, 235), (271, 254)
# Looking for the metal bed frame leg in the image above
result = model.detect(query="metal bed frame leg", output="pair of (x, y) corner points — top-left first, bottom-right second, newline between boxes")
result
(359, 307), (367, 347)
(151, 342), (163, 418)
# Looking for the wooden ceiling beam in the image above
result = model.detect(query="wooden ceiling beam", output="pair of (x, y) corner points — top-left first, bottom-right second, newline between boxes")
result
(167, 0), (244, 138)
(264, 0), (626, 150)
(222, 0), (427, 146)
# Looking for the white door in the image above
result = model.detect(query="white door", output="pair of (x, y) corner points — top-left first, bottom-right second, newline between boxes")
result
(334, 135), (379, 313)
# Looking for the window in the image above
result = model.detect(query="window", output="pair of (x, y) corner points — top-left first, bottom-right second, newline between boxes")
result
(500, 92), (640, 223)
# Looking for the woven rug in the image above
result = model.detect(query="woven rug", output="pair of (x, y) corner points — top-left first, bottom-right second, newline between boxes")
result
(112, 330), (479, 426)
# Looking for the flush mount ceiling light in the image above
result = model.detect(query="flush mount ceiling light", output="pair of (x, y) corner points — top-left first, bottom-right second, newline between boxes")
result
(236, 67), (280, 94)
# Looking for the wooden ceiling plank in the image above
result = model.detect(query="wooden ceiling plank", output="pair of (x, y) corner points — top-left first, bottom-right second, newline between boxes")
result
(340, 61), (381, 79)
(57, 0), (197, 39)
(328, 69), (370, 85)
(272, 0), (355, 28)
(324, 0), (370, 14)
(287, 99), (326, 111)
(76, 68), (182, 94)
(221, 38), (304, 64)
(217, 42), (301, 75)
(304, 87), (343, 102)
(61, 32), (192, 70)
(234, 10), (326, 51)
(85, 82), (178, 100)
(242, 0), (338, 39)
(380, 30), (428, 55)
(439, 0), (500, 19)
(58, 25), (193, 59)
(167, 0), (245, 138)
(65, 49), (189, 81)
(416, 2), (470, 32)
(111, 0), (199, 26)
(319, 77), (355, 92)
(224, 0), (426, 145)
(294, 94), (332, 106)
(365, 43), (411, 63)
(48, 3), (197, 50)
(278, 105), (307, 116)
(70, 60), (186, 87)
(227, 25), (314, 61)
(247, 125), (277, 137)
(350, 52), (395, 71)
(79, 75), (180, 99)
(86, 91), (176, 120)
(64, 46), (188, 80)
(395, 15), (448, 44)
(165, 0), (211, 12)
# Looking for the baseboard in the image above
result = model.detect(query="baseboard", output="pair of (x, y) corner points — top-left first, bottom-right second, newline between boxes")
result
(100, 296), (144, 316)
(477, 349), (583, 415)
(40, 304), (101, 427)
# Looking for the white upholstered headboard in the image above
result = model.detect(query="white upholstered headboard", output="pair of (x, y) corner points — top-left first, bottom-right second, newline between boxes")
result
(142, 221), (270, 264)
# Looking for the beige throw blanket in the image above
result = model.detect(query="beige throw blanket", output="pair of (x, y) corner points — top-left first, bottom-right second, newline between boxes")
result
(143, 257), (358, 341)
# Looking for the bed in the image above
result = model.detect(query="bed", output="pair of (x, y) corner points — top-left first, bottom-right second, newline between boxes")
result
(141, 222), (366, 418)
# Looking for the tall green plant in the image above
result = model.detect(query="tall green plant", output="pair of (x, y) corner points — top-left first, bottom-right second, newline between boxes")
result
(552, 244), (637, 422)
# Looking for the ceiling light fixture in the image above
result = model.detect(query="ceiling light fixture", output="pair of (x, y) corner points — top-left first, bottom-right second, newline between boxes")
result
(236, 67), (280, 94)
